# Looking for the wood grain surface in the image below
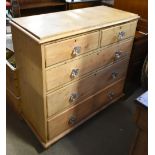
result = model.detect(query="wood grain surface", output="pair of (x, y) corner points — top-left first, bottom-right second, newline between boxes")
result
(47, 78), (125, 139)
(46, 59), (129, 117)
(11, 6), (139, 43)
(46, 38), (133, 91)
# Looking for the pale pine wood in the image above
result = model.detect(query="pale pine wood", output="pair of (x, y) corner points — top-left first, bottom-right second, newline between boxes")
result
(101, 21), (137, 47)
(45, 31), (99, 66)
(11, 25), (47, 142)
(44, 94), (124, 148)
(46, 38), (133, 91)
(6, 61), (20, 97)
(130, 21), (138, 36)
(47, 78), (125, 140)
(6, 60), (21, 114)
(6, 88), (21, 114)
(10, 6), (138, 147)
(47, 59), (128, 117)
(10, 22), (40, 43)
(11, 6), (139, 43)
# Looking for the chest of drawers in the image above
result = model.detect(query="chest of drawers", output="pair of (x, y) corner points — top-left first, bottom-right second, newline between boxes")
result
(11, 6), (139, 148)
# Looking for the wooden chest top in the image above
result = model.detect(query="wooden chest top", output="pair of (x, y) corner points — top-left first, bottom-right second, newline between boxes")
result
(11, 6), (139, 43)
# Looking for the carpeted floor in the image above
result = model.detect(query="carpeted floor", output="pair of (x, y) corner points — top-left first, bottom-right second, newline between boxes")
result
(6, 87), (144, 155)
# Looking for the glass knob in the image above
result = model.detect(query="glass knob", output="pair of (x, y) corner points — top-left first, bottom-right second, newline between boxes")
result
(115, 51), (121, 60)
(68, 115), (77, 125)
(108, 92), (115, 100)
(118, 31), (125, 40)
(70, 68), (79, 79)
(69, 93), (79, 103)
(72, 46), (81, 57)
(111, 72), (118, 79)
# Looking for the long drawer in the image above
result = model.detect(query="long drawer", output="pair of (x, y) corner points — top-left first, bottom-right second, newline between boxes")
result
(101, 21), (137, 47)
(47, 59), (128, 117)
(47, 78), (125, 140)
(46, 39), (133, 91)
(44, 31), (99, 67)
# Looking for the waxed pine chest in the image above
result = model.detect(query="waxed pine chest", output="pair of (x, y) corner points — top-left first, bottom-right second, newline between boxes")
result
(10, 6), (139, 148)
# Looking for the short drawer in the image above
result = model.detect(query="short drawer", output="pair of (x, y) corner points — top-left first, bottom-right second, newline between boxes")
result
(44, 31), (99, 67)
(46, 38), (133, 91)
(47, 59), (128, 117)
(101, 21), (137, 47)
(47, 78), (125, 140)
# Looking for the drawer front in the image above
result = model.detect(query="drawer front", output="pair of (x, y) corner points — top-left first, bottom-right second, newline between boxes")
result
(47, 79), (125, 140)
(101, 21), (137, 47)
(47, 59), (128, 117)
(46, 39), (133, 91)
(45, 31), (99, 67)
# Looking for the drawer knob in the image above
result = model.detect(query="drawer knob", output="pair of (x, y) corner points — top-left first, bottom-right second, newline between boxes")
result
(118, 31), (125, 40)
(68, 115), (77, 125)
(70, 69), (79, 79)
(69, 93), (79, 103)
(72, 46), (81, 57)
(111, 72), (118, 79)
(108, 92), (115, 100)
(115, 51), (122, 60)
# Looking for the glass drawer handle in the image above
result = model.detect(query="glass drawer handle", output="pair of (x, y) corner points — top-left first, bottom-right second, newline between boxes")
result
(108, 92), (115, 100)
(70, 69), (79, 79)
(111, 72), (118, 79)
(69, 93), (79, 103)
(72, 46), (81, 57)
(115, 51), (122, 60)
(118, 31), (126, 40)
(68, 115), (77, 125)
